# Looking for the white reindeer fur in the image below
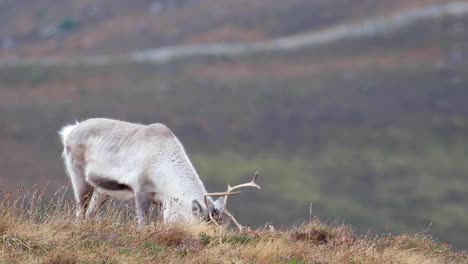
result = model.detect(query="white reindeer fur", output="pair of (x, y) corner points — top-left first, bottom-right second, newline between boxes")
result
(60, 118), (221, 224)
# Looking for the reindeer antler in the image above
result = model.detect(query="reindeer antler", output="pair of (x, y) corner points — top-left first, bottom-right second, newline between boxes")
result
(204, 172), (261, 231)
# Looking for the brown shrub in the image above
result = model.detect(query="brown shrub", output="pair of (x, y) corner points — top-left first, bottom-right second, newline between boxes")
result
(291, 228), (330, 245)
(143, 225), (191, 247)
(45, 253), (78, 264)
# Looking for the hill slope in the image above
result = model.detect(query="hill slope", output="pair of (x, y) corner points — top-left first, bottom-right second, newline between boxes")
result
(0, 0), (450, 59)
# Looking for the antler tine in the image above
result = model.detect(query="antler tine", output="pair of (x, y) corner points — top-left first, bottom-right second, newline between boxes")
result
(223, 209), (243, 231)
(205, 172), (261, 231)
(204, 191), (242, 198)
(223, 172), (261, 209)
(227, 172), (261, 193)
(208, 210), (220, 227)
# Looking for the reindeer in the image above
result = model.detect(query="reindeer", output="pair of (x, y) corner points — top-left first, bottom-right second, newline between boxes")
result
(59, 118), (260, 230)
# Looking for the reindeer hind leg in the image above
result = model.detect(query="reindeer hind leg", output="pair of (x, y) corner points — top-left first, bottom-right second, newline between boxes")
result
(64, 151), (93, 219)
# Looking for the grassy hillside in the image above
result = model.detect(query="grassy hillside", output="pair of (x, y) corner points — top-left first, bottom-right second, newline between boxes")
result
(0, 0), (468, 251)
(0, 190), (466, 264)
(0, 0), (448, 58)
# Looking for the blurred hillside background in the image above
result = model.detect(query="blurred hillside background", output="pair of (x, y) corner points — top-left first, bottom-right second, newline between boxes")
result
(0, 0), (467, 250)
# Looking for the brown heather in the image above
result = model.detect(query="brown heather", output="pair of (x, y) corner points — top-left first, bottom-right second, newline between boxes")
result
(0, 187), (466, 264)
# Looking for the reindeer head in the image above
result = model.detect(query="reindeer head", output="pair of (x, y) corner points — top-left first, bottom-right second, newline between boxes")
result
(199, 172), (261, 231)
(192, 196), (225, 222)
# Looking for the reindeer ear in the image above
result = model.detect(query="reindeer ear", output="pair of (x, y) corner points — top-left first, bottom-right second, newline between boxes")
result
(192, 200), (203, 216)
(213, 197), (225, 212)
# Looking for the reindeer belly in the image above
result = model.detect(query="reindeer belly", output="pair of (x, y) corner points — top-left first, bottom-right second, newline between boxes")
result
(96, 188), (134, 200)
(83, 153), (143, 201)
(86, 174), (134, 201)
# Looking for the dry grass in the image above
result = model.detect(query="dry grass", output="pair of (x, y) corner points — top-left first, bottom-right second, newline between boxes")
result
(0, 188), (466, 264)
